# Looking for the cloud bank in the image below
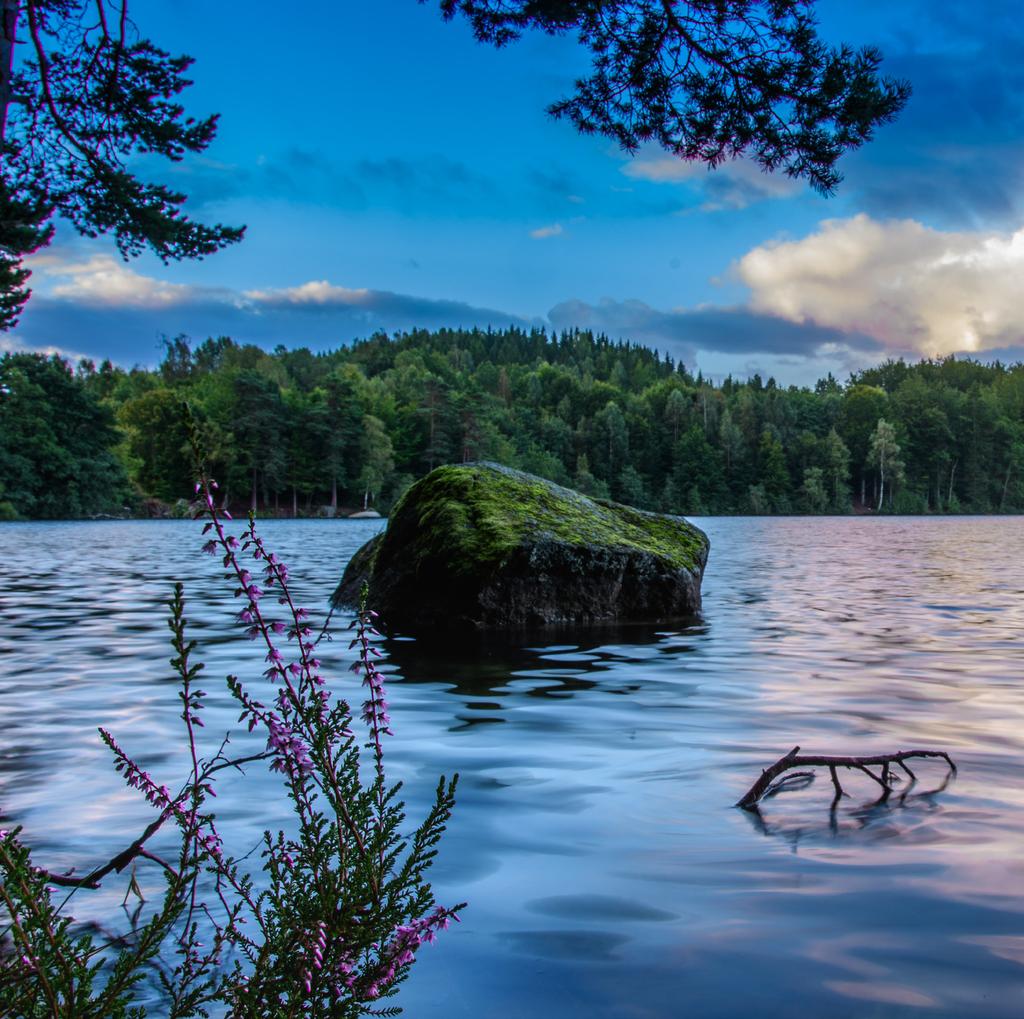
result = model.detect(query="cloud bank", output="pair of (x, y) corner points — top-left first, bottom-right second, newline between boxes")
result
(13, 212), (1024, 379)
(12, 250), (539, 365)
(737, 214), (1024, 356)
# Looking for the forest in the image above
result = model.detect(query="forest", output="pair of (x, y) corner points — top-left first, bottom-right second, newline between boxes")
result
(2, 327), (1023, 521)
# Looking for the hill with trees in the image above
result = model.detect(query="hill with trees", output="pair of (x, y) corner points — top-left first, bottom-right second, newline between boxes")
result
(2, 328), (1023, 520)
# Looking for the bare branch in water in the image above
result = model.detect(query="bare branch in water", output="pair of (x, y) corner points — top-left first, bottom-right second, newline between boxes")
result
(736, 746), (956, 811)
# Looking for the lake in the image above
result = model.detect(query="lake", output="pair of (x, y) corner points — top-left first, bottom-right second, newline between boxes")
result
(2, 516), (1024, 1017)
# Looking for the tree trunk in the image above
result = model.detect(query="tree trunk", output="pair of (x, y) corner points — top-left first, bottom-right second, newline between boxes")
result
(251, 466), (258, 513)
(0, 1), (19, 143)
(292, 485), (298, 518)
(877, 465), (885, 511)
(947, 459), (958, 505)
(1000, 462), (1012, 512)
(860, 474), (866, 506)
(331, 473), (338, 512)
(363, 487), (369, 511)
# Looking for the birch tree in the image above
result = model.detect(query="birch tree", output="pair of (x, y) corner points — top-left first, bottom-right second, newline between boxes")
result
(358, 414), (395, 510)
(868, 417), (904, 510)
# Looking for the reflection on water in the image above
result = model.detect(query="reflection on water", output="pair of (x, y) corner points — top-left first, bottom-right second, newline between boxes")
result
(741, 764), (959, 848)
(2, 516), (1024, 1016)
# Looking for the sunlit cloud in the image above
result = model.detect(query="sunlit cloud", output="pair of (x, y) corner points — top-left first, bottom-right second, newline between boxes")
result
(530, 223), (564, 239)
(737, 213), (1024, 356)
(30, 253), (197, 308)
(243, 281), (371, 306)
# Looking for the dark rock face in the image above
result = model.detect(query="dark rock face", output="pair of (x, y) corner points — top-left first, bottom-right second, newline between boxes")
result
(332, 463), (709, 631)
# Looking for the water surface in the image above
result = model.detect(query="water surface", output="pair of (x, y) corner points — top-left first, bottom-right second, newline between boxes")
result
(2, 516), (1024, 1017)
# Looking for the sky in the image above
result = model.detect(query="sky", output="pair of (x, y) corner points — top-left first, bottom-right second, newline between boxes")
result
(8, 0), (1024, 386)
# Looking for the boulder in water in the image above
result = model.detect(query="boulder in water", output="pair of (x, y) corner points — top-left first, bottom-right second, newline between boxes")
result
(332, 462), (709, 631)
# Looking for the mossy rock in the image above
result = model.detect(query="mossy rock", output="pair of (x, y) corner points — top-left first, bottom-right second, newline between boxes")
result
(332, 462), (709, 631)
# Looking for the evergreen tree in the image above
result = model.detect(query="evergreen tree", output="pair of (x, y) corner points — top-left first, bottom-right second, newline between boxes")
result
(824, 429), (852, 511)
(573, 453), (609, 500)
(757, 430), (791, 512)
(323, 368), (365, 511)
(230, 371), (287, 511)
(664, 425), (725, 513)
(617, 465), (647, 508)
(1, 1), (243, 326)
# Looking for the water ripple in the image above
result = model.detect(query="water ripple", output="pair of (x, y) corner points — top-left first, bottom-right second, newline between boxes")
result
(2, 516), (1024, 1016)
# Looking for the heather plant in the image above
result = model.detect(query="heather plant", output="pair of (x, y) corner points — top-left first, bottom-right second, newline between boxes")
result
(0, 465), (463, 1016)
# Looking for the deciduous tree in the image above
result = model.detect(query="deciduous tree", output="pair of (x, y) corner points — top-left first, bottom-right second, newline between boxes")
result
(868, 417), (903, 510)
(358, 413), (395, 510)
(0, 351), (129, 515)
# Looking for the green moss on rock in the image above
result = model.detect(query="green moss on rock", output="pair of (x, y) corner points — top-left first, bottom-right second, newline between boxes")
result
(333, 462), (709, 631)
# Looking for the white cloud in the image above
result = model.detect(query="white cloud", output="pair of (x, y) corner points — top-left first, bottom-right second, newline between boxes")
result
(11, 258), (539, 363)
(737, 213), (1024, 356)
(622, 152), (800, 210)
(243, 280), (370, 306)
(530, 223), (563, 239)
(29, 253), (196, 308)
(622, 157), (705, 184)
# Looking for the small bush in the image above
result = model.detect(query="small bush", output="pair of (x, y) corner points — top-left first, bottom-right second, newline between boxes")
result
(0, 466), (462, 1016)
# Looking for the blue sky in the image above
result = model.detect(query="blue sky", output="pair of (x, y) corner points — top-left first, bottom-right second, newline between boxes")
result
(10, 0), (1024, 386)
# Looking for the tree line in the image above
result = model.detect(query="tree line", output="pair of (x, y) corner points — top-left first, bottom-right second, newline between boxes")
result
(2, 328), (1024, 520)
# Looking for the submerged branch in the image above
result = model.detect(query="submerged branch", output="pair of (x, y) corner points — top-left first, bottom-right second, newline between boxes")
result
(736, 745), (956, 811)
